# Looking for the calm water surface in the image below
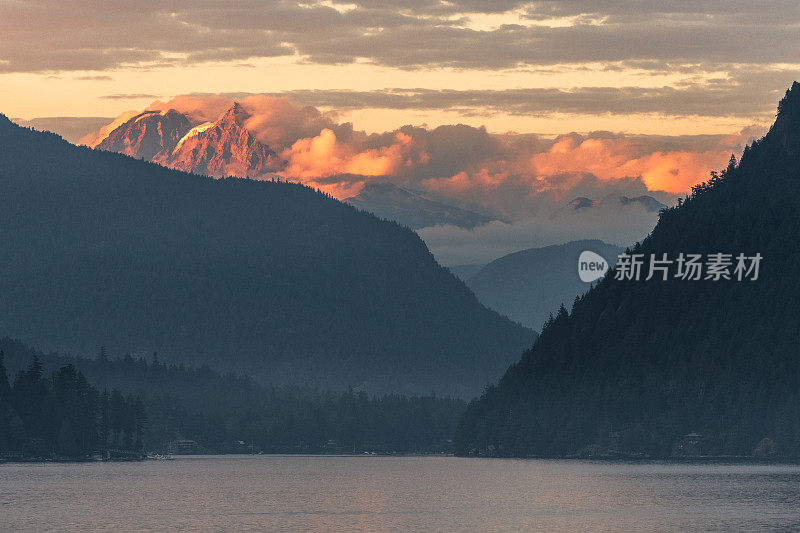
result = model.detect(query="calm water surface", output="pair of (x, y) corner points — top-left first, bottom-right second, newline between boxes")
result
(2, 455), (800, 532)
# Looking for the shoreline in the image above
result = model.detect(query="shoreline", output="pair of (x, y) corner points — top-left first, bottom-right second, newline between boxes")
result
(5, 453), (800, 465)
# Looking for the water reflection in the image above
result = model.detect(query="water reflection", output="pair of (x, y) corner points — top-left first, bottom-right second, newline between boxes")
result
(2, 456), (800, 532)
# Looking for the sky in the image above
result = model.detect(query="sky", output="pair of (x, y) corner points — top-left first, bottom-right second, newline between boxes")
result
(2, 0), (798, 263)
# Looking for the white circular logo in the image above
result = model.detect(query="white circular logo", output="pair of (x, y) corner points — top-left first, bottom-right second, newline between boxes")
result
(578, 251), (609, 282)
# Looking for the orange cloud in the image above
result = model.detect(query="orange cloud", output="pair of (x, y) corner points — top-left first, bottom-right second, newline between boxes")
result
(529, 135), (731, 193)
(422, 168), (508, 195)
(624, 151), (731, 192)
(280, 129), (425, 181)
(82, 95), (756, 212)
(239, 95), (340, 149)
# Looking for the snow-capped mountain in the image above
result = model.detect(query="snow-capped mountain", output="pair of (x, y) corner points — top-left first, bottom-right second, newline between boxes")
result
(95, 109), (192, 161)
(94, 103), (281, 178)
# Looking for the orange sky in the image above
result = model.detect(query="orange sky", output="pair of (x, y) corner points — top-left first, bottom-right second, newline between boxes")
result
(2, 2), (797, 137)
(0, 60), (782, 137)
(1, 1), (797, 208)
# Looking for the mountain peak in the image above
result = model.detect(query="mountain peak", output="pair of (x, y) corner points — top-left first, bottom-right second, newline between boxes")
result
(167, 103), (279, 178)
(91, 103), (280, 178)
(218, 102), (249, 127)
(95, 108), (192, 161)
(569, 197), (597, 209)
(778, 81), (800, 113)
(768, 81), (800, 157)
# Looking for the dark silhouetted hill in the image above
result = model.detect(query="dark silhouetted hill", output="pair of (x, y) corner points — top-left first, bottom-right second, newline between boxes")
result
(456, 82), (800, 457)
(0, 115), (533, 397)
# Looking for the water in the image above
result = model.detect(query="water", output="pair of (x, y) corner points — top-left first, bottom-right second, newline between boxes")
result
(2, 456), (800, 532)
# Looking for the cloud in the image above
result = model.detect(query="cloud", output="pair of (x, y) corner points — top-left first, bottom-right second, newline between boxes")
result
(527, 134), (733, 193)
(306, 121), (745, 221)
(3, 2), (798, 135)
(145, 95), (234, 124)
(2, 1), (800, 74)
(76, 75), (113, 81)
(280, 129), (425, 180)
(382, 127), (743, 219)
(79, 95), (759, 245)
(101, 93), (160, 100)
(252, 82), (785, 120)
(518, 1), (800, 23)
(418, 202), (660, 265)
(238, 95), (346, 149)
(186, 66), (796, 123)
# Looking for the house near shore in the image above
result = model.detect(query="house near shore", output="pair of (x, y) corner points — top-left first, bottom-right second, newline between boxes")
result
(673, 432), (707, 456)
(169, 439), (200, 454)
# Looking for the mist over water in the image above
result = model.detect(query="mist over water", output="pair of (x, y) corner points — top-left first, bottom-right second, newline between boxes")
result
(3, 456), (800, 532)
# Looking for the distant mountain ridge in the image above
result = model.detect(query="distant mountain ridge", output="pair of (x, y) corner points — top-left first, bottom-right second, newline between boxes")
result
(466, 240), (624, 329)
(0, 114), (534, 397)
(448, 263), (485, 281)
(346, 182), (495, 229)
(569, 194), (666, 212)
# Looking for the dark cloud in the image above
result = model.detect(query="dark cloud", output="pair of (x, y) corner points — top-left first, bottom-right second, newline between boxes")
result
(2, 1), (800, 73)
(349, 0), (528, 15)
(198, 68), (794, 120)
(101, 93), (161, 100)
(240, 82), (781, 119)
(304, 22), (800, 70)
(520, 1), (800, 22)
(76, 75), (113, 81)
(362, 124), (507, 178)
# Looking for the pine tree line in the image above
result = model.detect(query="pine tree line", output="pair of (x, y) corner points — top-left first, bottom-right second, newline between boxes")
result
(0, 351), (146, 458)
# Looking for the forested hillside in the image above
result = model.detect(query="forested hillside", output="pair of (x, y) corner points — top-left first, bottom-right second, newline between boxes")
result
(0, 116), (533, 396)
(456, 82), (800, 458)
(1, 339), (465, 454)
